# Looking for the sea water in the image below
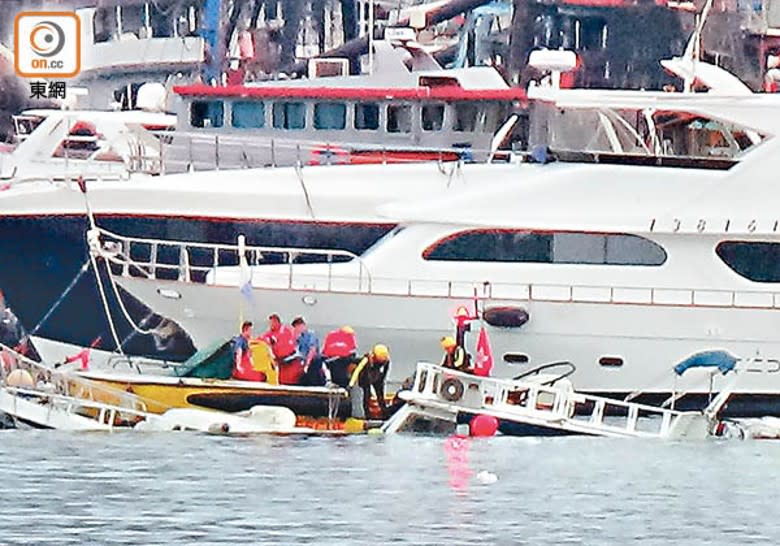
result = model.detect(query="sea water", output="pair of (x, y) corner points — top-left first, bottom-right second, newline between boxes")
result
(0, 432), (778, 545)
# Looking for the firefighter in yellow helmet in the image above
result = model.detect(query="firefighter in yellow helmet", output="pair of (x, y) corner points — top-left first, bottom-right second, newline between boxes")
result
(349, 344), (391, 419)
(440, 336), (471, 372)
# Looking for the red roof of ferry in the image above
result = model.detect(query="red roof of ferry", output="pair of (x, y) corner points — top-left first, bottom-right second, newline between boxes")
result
(173, 84), (527, 102)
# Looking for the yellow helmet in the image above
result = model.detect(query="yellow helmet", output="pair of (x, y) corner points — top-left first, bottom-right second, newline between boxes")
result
(372, 344), (390, 361)
(341, 326), (355, 334)
(440, 336), (456, 349)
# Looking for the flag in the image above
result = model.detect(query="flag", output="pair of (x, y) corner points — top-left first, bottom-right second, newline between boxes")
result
(240, 280), (254, 306)
(474, 326), (493, 377)
(65, 347), (90, 370)
(76, 175), (87, 194)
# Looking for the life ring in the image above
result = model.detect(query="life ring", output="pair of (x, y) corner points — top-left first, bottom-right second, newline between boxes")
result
(440, 377), (464, 403)
(309, 145), (350, 166)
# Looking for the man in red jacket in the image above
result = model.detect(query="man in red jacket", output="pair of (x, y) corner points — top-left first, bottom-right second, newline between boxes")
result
(259, 314), (302, 385)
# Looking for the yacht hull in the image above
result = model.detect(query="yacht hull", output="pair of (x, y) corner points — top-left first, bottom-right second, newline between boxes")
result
(114, 277), (780, 416)
(0, 215), (390, 359)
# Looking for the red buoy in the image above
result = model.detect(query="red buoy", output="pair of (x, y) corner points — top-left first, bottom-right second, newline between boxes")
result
(469, 414), (499, 437)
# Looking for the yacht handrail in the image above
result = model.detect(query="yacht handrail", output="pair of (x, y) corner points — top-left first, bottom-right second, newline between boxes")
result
(97, 231), (780, 311)
(92, 226), (374, 292)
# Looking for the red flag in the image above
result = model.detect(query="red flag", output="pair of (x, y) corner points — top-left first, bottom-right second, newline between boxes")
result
(76, 175), (87, 194)
(65, 348), (90, 370)
(474, 326), (493, 377)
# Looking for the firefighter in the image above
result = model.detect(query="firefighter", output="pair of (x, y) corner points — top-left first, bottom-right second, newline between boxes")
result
(349, 344), (391, 419)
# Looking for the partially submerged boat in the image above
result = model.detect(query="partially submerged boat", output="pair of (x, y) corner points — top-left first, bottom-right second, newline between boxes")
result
(381, 362), (716, 438)
(74, 337), (354, 426)
(0, 342), (353, 434)
(382, 351), (750, 438)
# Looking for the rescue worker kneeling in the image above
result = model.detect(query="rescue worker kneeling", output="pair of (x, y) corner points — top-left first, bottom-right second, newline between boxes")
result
(440, 336), (471, 373)
(349, 344), (391, 419)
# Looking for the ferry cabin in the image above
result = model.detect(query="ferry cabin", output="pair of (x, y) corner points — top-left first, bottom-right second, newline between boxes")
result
(167, 79), (525, 172)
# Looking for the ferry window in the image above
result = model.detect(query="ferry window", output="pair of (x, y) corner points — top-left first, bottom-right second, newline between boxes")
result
(454, 103), (479, 132)
(716, 242), (780, 282)
(422, 104), (445, 131)
(355, 103), (379, 130)
(190, 101), (224, 128)
(120, 4), (146, 38)
(314, 103), (346, 130)
(387, 105), (412, 133)
(94, 7), (117, 43)
(150, 3), (174, 38)
(273, 102), (306, 130)
(232, 101), (265, 129)
(424, 230), (666, 265)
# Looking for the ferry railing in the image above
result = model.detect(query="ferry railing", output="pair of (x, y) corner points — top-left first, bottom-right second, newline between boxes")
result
(145, 130), (492, 173)
(92, 227), (373, 293)
(410, 362), (687, 438)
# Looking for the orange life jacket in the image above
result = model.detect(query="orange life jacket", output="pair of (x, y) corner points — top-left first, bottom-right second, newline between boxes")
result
(322, 329), (357, 358)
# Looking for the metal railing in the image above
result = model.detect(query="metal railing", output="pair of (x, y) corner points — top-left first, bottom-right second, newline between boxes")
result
(409, 362), (689, 438)
(93, 227), (373, 293)
(142, 130), (488, 174)
(94, 228), (780, 312)
(0, 343), (154, 429)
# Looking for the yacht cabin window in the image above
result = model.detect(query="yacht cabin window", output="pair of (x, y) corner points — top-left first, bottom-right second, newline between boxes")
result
(314, 103), (347, 130)
(190, 101), (224, 128)
(422, 104), (445, 131)
(716, 242), (780, 282)
(232, 101), (265, 128)
(423, 230), (666, 265)
(355, 103), (380, 130)
(387, 105), (412, 133)
(273, 102), (306, 130)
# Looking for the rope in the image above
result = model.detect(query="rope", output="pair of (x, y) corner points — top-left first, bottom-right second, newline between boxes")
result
(104, 261), (164, 337)
(89, 251), (125, 355)
(28, 259), (91, 336)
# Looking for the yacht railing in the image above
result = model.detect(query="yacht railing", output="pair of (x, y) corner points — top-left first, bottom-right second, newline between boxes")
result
(95, 231), (780, 312)
(93, 227), (373, 292)
(408, 362), (687, 438)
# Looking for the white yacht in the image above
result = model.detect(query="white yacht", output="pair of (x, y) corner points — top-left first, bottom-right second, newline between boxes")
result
(95, 100), (780, 414)
(1, 108), (175, 181)
(1, 75), (770, 361)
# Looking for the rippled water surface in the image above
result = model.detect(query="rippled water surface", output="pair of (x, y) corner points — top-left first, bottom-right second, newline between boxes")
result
(1, 432), (779, 545)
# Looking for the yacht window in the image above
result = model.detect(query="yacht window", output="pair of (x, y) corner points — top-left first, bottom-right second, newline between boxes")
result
(716, 241), (780, 282)
(387, 105), (412, 133)
(190, 101), (224, 128)
(454, 103), (479, 132)
(421, 104), (445, 131)
(424, 230), (666, 265)
(232, 101), (265, 128)
(273, 102), (306, 130)
(355, 103), (379, 130)
(314, 103), (346, 130)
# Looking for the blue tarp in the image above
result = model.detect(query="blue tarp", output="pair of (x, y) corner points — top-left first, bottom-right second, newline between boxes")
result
(673, 350), (737, 376)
